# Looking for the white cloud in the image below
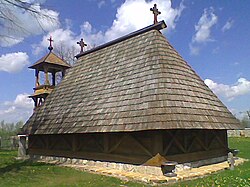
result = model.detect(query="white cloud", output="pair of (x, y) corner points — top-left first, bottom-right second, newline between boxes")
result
(33, 28), (81, 56)
(0, 0), (60, 47)
(34, 0), (184, 55)
(193, 7), (217, 43)
(0, 52), (29, 73)
(222, 19), (234, 32)
(104, 0), (184, 42)
(189, 7), (218, 55)
(98, 0), (105, 8)
(205, 78), (250, 100)
(0, 93), (33, 123)
(189, 44), (200, 56)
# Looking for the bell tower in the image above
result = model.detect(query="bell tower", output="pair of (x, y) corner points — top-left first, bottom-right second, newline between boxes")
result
(29, 36), (71, 108)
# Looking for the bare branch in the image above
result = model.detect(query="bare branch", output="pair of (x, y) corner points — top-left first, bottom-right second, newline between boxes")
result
(0, 0), (57, 46)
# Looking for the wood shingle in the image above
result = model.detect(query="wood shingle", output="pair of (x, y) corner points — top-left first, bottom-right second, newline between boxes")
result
(22, 21), (241, 135)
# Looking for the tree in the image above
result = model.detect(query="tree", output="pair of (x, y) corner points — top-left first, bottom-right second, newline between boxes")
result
(49, 43), (77, 83)
(0, 120), (24, 137)
(240, 117), (250, 128)
(0, 0), (56, 45)
(247, 111), (250, 120)
(239, 110), (250, 128)
(53, 43), (77, 66)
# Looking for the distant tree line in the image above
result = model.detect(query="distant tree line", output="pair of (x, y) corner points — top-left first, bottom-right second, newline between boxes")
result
(240, 117), (250, 128)
(0, 120), (23, 138)
(238, 110), (250, 128)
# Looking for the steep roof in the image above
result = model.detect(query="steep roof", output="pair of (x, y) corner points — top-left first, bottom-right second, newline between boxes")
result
(29, 52), (71, 72)
(22, 21), (241, 135)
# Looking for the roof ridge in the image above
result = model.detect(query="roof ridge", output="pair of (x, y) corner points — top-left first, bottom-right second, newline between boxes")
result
(75, 20), (167, 59)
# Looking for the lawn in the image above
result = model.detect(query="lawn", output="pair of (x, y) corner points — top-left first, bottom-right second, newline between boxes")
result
(168, 137), (250, 187)
(0, 137), (249, 187)
(0, 150), (144, 187)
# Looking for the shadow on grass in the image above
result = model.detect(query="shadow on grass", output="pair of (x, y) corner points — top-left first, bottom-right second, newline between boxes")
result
(0, 160), (53, 175)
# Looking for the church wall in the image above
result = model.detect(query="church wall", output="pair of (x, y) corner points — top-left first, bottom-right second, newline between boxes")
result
(28, 129), (228, 165)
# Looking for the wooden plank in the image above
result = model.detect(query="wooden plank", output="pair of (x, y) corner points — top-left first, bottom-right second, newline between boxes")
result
(28, 148), (150, 165)
(28, 136), (35, 148)
(103, 134), (109, 153)
(153, 132), (163, 155)
(163, 131), (176, 155)
(62, 135), (72, 149)
(166, 148), (228, 163)
(40, 136), (47, 148)
(48, 136), (57, 149)
(195, 135), (209, 151)
(45, 136), (49, 149)
(213, 130), (227, 149)
(130, 135), (153, 157)
(72, 134), (77, 152)
(93, 135), (104, 152)
(107, 135), (125, 153)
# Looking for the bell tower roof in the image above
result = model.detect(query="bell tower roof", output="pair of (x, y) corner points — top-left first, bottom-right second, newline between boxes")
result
(28, 36), (71, 109)
(29, 52), (71, 72)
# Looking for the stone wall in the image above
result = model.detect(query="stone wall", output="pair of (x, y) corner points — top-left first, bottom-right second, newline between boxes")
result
(227, 129), (250, 137)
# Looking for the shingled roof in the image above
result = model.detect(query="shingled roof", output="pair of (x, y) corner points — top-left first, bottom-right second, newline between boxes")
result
(22, 21), (240, 135)
(29, 52), (71, 72)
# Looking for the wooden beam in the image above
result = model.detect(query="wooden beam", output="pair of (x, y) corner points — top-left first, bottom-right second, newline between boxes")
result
(103, 134), (109, 153)
(164, 130), (186, 154)
(107, 135), (125, 153)
(187, 136), (196, 153)
(48, 136), (58, 149)
(213, 131), (227, 149)
(153, 132), (163, 155)
(166, 148), (227, 163)
(130, 135), (153, 157)
(93, 135), (104, 152)
(28, 148), (150, 165)
(163, 137), (174, 155)
(61, 136), (72, 149)
(45, 136), (49, 149)
(195, 135), (209, 151)
(72, 135), (77, 152)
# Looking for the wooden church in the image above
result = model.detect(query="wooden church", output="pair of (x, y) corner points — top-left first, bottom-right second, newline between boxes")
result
(21, 5), (241, 166)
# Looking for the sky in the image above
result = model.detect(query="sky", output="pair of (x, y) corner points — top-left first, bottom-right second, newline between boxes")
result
(0, 0), (250, 123)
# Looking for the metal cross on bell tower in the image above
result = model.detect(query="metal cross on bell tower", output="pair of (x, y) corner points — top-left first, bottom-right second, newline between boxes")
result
(77, 38), (87, 53)
(48, 36), (54, 51)
(150, 4), (161, 24)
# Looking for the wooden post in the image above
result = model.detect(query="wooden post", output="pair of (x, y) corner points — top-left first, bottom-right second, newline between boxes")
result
(44, 66), (50, 85)
(62, 70), (65, 78)
(35, 70), (40, 87)
(18, 135), (27, 159)
(52, 72), (56, 86)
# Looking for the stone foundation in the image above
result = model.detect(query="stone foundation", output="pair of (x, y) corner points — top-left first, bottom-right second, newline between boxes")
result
(31, 155), (228, 176)
(28, 155), (247, 184)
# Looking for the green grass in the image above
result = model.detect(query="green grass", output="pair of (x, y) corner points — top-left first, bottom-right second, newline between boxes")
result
(0, 150), (145, 187)
(168, 137), (250, 187)
(0, 138), (250, 187)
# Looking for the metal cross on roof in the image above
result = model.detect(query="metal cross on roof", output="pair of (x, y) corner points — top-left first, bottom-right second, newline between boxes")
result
(150, 4), (161, 24)
(48, 36), (54, 51)
(77, 38), (87, 53)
